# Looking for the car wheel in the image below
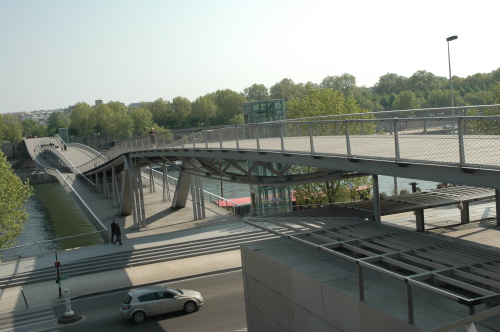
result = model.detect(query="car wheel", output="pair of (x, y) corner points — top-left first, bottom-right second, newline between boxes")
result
(184, 301), (198, 313)
(132, 311), (146, 323)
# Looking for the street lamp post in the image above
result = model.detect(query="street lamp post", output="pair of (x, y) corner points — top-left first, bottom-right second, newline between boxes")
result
(446, 35), (458, 108)
(447, 35), (458, 131)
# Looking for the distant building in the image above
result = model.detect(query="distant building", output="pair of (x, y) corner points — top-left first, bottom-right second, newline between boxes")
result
(20, 109), (62, 125)
(95, 100), (103, 106)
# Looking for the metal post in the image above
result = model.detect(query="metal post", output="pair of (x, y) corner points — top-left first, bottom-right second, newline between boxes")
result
(372, 174), (381, 222)
(357, 263), (364, 301)
(447, 35), (458, 130)
(458, 118), (466, 165)
(496, 189), (500, 227)
(55, 251), (61, 298)
(393, 119), (400, 161)
(21, 288), (29, 309)
(234, 126), (239, 150)
(219, 127), (223, 149)
(405, 282), (414, 324)
(345, 122), (352, 158)
(309, 122), (315, 155)
(255, 124), (261, 152)
(280, 123), (285, 152)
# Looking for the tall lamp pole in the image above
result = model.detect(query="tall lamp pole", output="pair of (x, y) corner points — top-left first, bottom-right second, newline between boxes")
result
(446, 35), (458, 108)
(447, 35), (458, 132)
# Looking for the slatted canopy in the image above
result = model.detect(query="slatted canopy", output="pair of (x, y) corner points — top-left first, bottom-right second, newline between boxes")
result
(244, 216), (500, 309)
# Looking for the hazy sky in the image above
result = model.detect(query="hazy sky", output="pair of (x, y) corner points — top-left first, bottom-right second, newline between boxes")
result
(1, 0), (498, 114)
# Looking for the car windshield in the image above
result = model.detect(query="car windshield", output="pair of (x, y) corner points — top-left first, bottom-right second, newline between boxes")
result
(122, 294), (133, 304)
(164, 287), (182, 295)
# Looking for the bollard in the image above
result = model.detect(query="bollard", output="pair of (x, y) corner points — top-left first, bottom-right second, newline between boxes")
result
(64, 289), (74, 317)
(57, 288), (83, 324)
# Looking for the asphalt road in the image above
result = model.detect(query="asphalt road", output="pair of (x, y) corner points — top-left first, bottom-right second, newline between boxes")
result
(53, 270), (247, 332)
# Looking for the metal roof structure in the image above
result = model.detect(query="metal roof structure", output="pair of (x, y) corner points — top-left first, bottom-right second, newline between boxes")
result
(338, 185), (495, 216)
(244, 216), (500, 314)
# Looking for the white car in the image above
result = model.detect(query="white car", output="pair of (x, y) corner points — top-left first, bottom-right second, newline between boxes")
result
(120, 285), (204, 323)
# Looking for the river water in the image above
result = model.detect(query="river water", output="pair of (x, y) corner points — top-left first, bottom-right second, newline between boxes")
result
(16, 183), (102, 251)
(167, 166), (439, 200)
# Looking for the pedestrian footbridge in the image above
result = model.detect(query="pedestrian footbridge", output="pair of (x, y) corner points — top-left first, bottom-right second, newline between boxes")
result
(23, 104), (500, 231)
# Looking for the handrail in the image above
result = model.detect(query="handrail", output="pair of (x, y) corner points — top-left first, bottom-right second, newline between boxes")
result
(75, 104), (500, 176)
(0, 230), (107, 263)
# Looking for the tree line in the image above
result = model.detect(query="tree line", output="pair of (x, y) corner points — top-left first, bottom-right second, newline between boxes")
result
(1, 67), (499, 145)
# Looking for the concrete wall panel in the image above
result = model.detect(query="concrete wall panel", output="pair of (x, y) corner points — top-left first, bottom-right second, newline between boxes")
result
(244, 275), (294, 331)
(246, 304), (289, 332)
(293, 303), (325, 332)
(290, 268), (323, 317)
(359, 301), (422, 332)
(322, 283), (361, 332)
(241, 245), (293, 299)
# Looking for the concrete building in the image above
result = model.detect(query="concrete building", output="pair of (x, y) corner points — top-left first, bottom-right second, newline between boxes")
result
(242, 217), (500, 332)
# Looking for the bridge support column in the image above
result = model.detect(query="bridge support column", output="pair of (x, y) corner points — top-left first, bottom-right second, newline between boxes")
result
(415, 209), (425, 232)
(95, 173), (100, 193)
(191, 174), (205, 220)
(149, 167), (155, 193)
(111, 167), (120, 208)
(162, 163), (171, 202)
(172, 170), (191, 209)
(372, 174), (381, 222)
(102, 170), (109, 198)
(120, 156), (146, 228)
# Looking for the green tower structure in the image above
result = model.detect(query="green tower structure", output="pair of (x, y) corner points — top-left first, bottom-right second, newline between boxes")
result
(242, 99), (292, 216)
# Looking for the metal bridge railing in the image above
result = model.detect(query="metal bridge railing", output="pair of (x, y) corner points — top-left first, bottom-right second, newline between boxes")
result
(75, 104), (500, 174)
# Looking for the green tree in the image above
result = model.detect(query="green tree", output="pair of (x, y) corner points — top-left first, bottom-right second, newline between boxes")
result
(22, 119), (47, 138)
(493, 82), (500, 103)
(0, 151), (33, 249)
(94, 103), (114, 134)
(407, 70), (446, 93)
(70, 102), (96, 141)
(353, 87), (384, 112)
(392, 90), (421, 110)
(292, 167), (372, 206)
(0, 114), (4, 139)
(213, 89), (247, 125)
(2, 115), (24, 158)
(107, 102), (133, 139)
(144, 99), (171, 128)
(463, 91), (491, 105)
(191, 95), (217, 126)
(269, 78), (304, 101)
(129, 107), (154, 135)
(170, 96), (192, 129)
(373, 73), (407, 95)
(426, 89), (450, 108)
(287, 85), (346, 118)
(244, 83), (269, 101)
(47, 112), (71, 135)
(320, 73), (357, 97)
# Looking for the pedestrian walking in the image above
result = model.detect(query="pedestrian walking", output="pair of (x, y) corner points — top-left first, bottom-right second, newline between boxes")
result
(114, 223), (123, 245)
(149, 127), (156, 148)
(110, 220), (117, 243)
